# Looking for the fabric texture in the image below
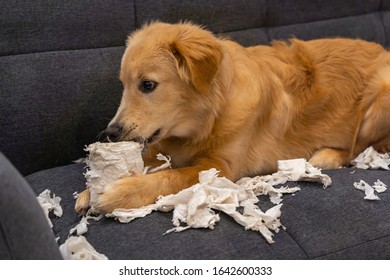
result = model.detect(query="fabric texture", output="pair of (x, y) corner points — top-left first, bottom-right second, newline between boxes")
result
(0, 48), (124, 175)
(25, 163), (390, 259)
(0, 153), (62, 259)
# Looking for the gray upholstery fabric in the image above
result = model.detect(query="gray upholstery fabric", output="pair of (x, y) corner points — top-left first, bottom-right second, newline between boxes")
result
(135, 0), (267, 33)
(0, 0), (135, 56)
(269, 14), (387, 44)
(25, 164), (390, 259)
(25, 164), (306, 260)
(0, 153), (62, 259)
(265, 0), (381, 26)
(0, 48), (124, 174)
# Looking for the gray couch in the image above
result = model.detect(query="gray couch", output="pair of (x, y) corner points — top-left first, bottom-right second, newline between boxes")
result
(1, 0), (390, 259)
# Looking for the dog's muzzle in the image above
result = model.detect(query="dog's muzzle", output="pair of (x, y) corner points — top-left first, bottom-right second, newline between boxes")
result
(104, 123), (123, 142)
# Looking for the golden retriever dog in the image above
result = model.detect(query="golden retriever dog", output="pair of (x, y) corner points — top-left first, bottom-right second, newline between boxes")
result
(76, 22), (390, 214)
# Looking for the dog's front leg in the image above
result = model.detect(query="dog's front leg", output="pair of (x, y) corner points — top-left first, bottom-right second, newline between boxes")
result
(94, 164), (220, 213)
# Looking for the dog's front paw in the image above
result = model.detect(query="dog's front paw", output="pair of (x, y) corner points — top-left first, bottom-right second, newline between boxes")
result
(75, 189), (91, 215)
(93, 176), (157, 213)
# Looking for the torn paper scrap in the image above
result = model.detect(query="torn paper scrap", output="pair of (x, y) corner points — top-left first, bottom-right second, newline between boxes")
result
(238, 159), (331, 189)
(69, 210), (104, 236)
(69, 216), (89, 236)
(237, 158), (330, 204)
(107, 204), (157, 223)
(156, 168), (284, 243)
(110, 168), (293, 244)
(237, 176), (301, 205)
(353, 180), (388, 200)
(373, 179), (388, 193)
(350, 146), (390, 170)
(59, 236), (108, 260)
(36, 189), (63, 228)
(275, 159), (332, 187)
(144, 153), (172, 174)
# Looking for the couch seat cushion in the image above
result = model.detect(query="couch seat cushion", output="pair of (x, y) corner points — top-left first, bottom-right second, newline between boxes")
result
(26, 164), (390, 259)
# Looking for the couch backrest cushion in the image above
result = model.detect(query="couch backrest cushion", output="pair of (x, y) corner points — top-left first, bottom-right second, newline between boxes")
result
(1, 0), (390, 175)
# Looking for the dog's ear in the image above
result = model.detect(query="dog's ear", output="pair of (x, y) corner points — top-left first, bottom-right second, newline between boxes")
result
(169, 28), (222, 94)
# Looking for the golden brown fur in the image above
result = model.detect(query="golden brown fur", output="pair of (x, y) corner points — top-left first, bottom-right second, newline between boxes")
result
(75, 22), (390, 213)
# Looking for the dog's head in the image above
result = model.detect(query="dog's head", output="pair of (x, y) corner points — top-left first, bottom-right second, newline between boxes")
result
(105, 22), (223, 144)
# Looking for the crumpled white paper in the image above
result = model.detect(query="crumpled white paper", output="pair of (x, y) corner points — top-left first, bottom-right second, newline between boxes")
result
(144, 154), (172, 174)
(36, 189), (107, 259)
(350, 146), (390, 170)
(69, 211), (103, 236)
(108, 168), (285, 243)
(107, 158), (330, 244)
(354, 179), (388, 200)
(37, 189), (63, 228)
(237, 158), (331, 204)
(59, 236), (108, 260)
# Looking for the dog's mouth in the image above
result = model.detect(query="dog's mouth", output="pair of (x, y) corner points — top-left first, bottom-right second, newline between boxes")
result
(145, 129), (161, 144)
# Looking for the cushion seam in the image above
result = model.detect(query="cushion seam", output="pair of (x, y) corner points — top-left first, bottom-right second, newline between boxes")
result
(284, 229), (310, 259)
(313, 234), (390, 259)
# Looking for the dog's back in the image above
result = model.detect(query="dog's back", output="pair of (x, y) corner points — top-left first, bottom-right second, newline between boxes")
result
(215, 37), (390, 174)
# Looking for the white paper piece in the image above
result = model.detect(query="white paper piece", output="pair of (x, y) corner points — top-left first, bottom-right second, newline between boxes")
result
(108, 204), (157, 223)
(145, 153), (172, 174)
(351, 146), (390, 170)
(155, 168), (283, 243)
(36, 189), (63, 228)
(69, 210), (104, 236)
(276, 159), (332, 187)
(373, 179), (388, 193)
(59, 236), (108, 260)
(353, 180), (381, 200)
(69, 217), (89, 236)
(237, 158), (330, 205)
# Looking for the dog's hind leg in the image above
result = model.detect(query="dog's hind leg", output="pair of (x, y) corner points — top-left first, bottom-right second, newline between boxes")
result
(355, 65), (390, 154)
(309, 148), (351, 169)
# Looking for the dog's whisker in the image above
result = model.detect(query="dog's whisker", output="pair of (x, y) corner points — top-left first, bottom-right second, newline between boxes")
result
(96, 130), (106, 141)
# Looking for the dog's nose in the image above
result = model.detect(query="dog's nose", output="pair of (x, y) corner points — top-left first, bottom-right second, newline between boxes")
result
(104, 123), (123, 142)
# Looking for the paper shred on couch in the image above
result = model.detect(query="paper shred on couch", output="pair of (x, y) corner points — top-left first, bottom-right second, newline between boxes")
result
(37, 189), (63, 229)
(83, 141), (332, 243)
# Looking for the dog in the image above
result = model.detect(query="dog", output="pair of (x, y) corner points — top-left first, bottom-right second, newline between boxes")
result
(75, 22), (390, 214)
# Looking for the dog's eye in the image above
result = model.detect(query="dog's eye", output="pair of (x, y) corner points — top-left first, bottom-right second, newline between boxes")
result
(139, 80), (157, 94)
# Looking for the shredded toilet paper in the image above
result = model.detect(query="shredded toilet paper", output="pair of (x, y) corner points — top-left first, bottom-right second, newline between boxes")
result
(37, 189), (63, 228)
(350, 146), (390, 170)
(353, 179), (388, 200)
(59, 236), (108, 260)
(36, 189), (107, 259)
(102, 156), (331, 243)
(31, 143), (389, 260)
(69, 210), (103, 236)
(108, 168), (286, 243)
(237, 158), (331, 205)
